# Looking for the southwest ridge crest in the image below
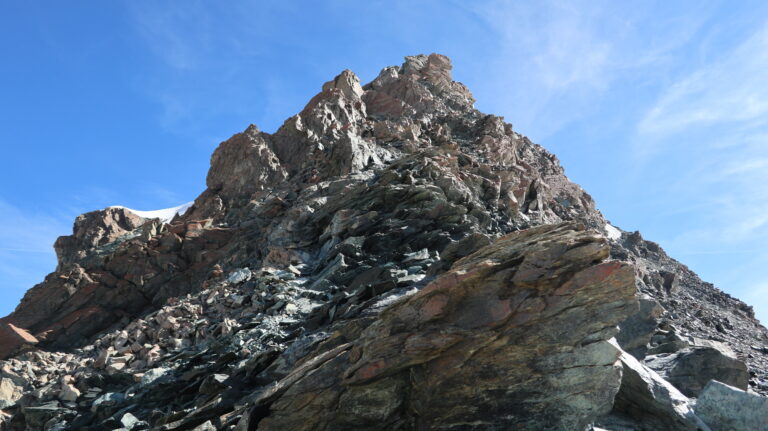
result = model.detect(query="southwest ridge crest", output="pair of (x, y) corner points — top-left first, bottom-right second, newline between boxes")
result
(1, 54), (766, 430)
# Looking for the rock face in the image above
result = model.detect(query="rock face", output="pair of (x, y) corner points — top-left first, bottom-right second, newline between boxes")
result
(7, 215), (233, 348)
(616, 294), (664, 359)
(645, 344), (749, 397)
(1, 53), (767, 430)
(53, 207), (147, 269)
(250, 224), (636, 430)
(598, 343), (709, 431)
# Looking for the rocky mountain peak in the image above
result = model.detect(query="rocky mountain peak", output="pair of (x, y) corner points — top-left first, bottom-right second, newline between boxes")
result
(53, 207), (148, 270)
(2, 54), (768, 431)
(194, 53), (477, 218)
(401, 53), (461, 99)
(321, 69), (365, 101)
(205, 124), (287, 203)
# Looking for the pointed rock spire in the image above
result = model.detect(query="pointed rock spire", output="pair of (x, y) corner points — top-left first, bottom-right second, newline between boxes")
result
(322, 69), (364, 100)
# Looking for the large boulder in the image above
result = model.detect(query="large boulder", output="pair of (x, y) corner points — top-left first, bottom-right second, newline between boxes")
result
(645, 344), (749, 397)
(695, 380), (768, 431)
(242, 223), (638, 430)
(598, 341), (710, 431)
(0, 377), (23, 409)
(0, 322), (38, 360)
(616, 294), (664, 358)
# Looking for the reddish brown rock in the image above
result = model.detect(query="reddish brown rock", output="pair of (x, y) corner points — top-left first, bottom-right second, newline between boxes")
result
(6, 213), (234, 349)
(206, 124), (288, 205)
(53, 207), (147, 269)
(0, 321), (38, 359)
(245, 223), (638, 430)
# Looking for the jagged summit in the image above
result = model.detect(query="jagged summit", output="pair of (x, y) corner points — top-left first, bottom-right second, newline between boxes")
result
(1, 54), (767, 430)
(199, 54), (477, 215)
(193, 53), (592, 227)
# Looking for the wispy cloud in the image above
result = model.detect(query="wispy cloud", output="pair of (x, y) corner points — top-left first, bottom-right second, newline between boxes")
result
(124, 2), (304, 138)
(465, 0), (712, 140)
(639, 23), (768, 137)
(129, 2), (214, 70)
(629, 20), (768, 323)
(0, 200), (70, 254)
(0, 200), (71, 315)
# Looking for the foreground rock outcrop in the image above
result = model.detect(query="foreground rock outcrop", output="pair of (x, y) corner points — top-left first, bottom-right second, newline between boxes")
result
(598, 343), (709, 431)
(247, 224), (636, 430)
(1, 54), (767, 430)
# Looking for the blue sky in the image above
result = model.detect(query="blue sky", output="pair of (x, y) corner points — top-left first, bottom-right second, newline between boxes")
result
(2, 1), (768, 323)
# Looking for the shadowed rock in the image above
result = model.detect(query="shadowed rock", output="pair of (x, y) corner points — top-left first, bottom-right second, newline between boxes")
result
(244, 223), (637, 430)
(599, 342), (710, 431)
(645, 344), (749, 397)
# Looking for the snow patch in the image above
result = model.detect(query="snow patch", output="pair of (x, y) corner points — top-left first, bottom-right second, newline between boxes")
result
(605, 223), (622, 241)
(111, 202), (193, 223)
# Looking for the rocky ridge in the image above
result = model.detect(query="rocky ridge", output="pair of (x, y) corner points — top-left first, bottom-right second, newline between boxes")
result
(1, 54), (767, 430)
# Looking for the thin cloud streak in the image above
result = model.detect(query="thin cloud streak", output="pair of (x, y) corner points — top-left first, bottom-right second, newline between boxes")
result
(467, 0), (712, 140)
(0, 200), (69, 314)
(0, 200), (70, 254)
(635, 20), (768, 259)
(639, 23), (768, 138)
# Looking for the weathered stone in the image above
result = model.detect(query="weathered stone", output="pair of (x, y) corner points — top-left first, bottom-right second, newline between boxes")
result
(599, 342), (710, 431)
(58, 383), (80, 402)
(645, 344), (749, 397)
(22, 402), (70, 430)
(0, 377), (22, 409)
(140, 367), (170, 387)
(191, 420), (217, 431)
(227, 268), (252, 285)
(120, 412), (142, 429)
(91, 392), (125, 410)
(53, 207), (146, 268)
(616, 294), (664, 358)
(198, 374), (229, 395)
(206, 124), (288, 204)
(647, 327), (692, 355)
(439, 232), (492, 263)
(0, 321), (38, 359)
(660, 270), (680, 295)
(106, 361), (127, 374)
(322, 69), (364, 100)
(249, 223), (637, 430)
(695, 380), (768, 431)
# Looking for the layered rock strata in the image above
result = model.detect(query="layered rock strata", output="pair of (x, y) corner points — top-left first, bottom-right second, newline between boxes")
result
(249, 224), (636, 430)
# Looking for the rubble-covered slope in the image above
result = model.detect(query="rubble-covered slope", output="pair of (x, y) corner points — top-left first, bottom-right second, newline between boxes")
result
(1, 54), (767, 431)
